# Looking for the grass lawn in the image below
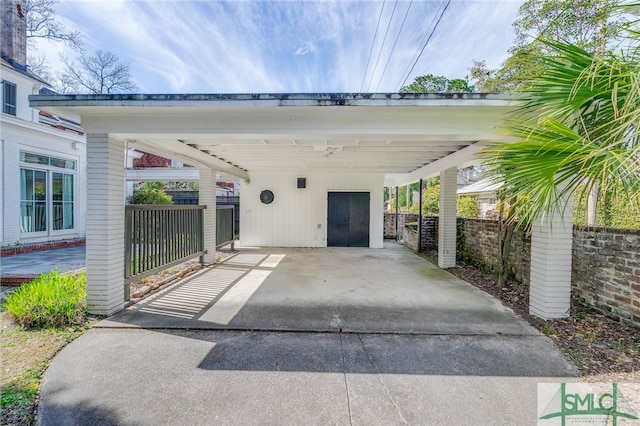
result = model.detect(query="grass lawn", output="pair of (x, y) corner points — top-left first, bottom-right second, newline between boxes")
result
(0, 312), (95, 425)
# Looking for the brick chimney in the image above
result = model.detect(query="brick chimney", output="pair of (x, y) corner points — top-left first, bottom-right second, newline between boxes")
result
(1, 0), (28, 70)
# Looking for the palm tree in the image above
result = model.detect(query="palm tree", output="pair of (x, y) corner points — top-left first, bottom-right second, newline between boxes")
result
(482, 19), (640, 228)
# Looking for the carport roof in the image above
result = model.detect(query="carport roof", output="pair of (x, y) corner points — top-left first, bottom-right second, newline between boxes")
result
(30, 93), (517, 185)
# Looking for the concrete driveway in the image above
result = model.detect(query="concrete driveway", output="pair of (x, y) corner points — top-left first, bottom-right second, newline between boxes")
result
(38, 243), (579, 425)
(99, 243), (538, 335)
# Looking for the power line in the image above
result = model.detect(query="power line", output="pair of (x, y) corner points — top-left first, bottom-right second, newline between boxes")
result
(397, 0), (445, 89)
(365, 0), (399, 92)
(374, 0), (414, 92)
(360, 1), (387, 92)
(398, 0), (451, 90)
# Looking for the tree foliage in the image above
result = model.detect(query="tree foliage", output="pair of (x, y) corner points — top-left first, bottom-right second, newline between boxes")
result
(574, 186), (640, 229)
(511, 0), (623, 53)
(400, 74), (474, 93)
(421, 185), (440, 216)
(59, 50), (137, 94)
(470, 0), (627, 92)
(128, 182), (173, 205)
(417, 185), (479, 218)
(482, 20), (640, 227)
(457, 196), (479, 219)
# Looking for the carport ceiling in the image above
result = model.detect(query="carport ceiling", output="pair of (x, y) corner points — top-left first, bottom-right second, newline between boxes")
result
(149, 135), (474, 174)
(30, 93), (516, 182)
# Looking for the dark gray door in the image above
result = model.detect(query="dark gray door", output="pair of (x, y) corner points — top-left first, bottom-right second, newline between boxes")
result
(327, 192), (370, 247)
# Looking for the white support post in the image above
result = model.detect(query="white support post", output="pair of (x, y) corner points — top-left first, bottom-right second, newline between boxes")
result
(438, 167), (457, 268)
(587, 180), (598, 226)
(85, 134), (126, 316)
(199, 166), (217, 264)
(529, 197), (574, 319)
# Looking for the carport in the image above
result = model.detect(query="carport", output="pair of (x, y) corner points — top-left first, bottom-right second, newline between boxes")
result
(30, 93), (575, 319)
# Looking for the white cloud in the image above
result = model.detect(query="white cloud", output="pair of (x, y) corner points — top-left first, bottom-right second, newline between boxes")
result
(39, 0), (524, 93)
(294, 45), (317, 55)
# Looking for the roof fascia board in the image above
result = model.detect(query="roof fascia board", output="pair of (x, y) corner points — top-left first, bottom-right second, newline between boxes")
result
(29, 93), (517, 109)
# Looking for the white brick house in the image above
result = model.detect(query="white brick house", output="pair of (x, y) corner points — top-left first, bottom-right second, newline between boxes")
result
(1, 0), (87, 247)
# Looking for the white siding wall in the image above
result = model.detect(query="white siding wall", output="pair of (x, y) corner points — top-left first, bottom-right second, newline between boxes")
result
(1, 66), (86, 246)
(3, 67), (38, 122)
(2, 139), (20, 244)
(241, 172), (384, 248)
(0, 139), (4, 243)
(1, 123), (86, 245)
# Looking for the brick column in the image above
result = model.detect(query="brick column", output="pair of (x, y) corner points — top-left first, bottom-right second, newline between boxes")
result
(529, 197), (574, 319)
(85, 134), (125, 315)
(199, 166), (217, 264)
(438, 167), (457, 268)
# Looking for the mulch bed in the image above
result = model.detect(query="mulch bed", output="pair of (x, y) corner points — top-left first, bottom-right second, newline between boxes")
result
(421, 251), (639, 381)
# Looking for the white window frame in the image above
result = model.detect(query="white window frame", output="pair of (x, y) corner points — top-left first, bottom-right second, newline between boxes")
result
(19, 150), (78, 238)
(2, 80), (17, 116)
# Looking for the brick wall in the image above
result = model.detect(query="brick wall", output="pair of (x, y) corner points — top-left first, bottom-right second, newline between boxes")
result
(384, 213), (419, 239)
(403, 227), (419, 251)
(460, 219), (531, 285)
(410, 216), (639, 327)
(383, 213), (396, 238)
(1, 238), (85, 257)
(572, 227), (640, 325)
(421, 217), (438, 251)
(389, 214), (437, 251)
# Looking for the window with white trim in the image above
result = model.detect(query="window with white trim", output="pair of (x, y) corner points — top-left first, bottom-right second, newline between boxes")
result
(2, 80), (16, 115)
(20, 152), (76, 235)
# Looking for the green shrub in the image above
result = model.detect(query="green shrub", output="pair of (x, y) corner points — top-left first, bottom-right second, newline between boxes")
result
(573, 185), (640, 229)
(457, 195), (479, 218)
(128, 182), (173, 205)
(4, 271), (87, 328)
(421, 185), (440, 216)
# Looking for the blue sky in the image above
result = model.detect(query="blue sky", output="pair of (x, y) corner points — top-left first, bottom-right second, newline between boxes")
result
(37, 0), (524, 93)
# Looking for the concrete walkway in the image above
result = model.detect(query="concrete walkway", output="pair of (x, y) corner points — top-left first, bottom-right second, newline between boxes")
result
(38, 243), (579, 425)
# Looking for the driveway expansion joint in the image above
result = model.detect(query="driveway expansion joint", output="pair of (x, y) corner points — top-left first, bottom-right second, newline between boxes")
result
(356, 333), (409, 425)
